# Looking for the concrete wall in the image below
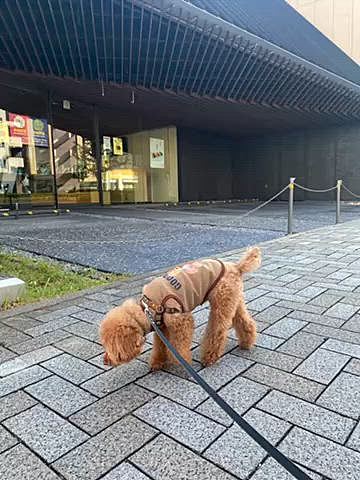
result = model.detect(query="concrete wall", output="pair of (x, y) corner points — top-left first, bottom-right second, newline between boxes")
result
(287, 0), (360, 64)
(177, 124), (360, 202)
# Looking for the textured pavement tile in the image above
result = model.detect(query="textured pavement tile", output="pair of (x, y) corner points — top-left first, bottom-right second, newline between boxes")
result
(280, 427), (360, 480)
(342, 315), (360, 333)
(0, 365), (51, 397)
(0, 325), (31, 346)
(193, 308), (209, 326)
(245, 287), (269, 302)
(316, 373), (360, 419)
(25, 316), (78, 337)
(4, 405), (88, 463)
(0, 444), (60, 480)
(277, 331), (326, 358)
(297, 286), (327, 299)
(0, 425), (17, 453)
(54, 336), (104, 360)
(263, 317), (307, 339)
(345, 359), (360, 376)
(26, 375), (97, 416)
(251, 457), (322, 480)
(70, 384), (155, 435)
(0, 391), (37, 421)
(88, 353), (114, 370)
(41, 353), (102, 384)
(78, 299), (112, 313)
(0, 346), (61, 377)
(277, 273), (301, 283)
(196, 376), (269, 426)
(135, 396), (224, 452)
(64, 321), (100, 343)
(347, 422), (360, 452)
(289, 310), (344, 328)
(322, 339), (360, 359)
(244, 364), (325, 401)
(102, 462), (151, 480)
(136, 371), (208, 407)
(34, 305), (83, 322)
(305, 323), (360, 345)
(70, 309), (104, 325)
(247, 296), (279, 312)
(276, 300), (325, 315)
(233, 346), (302, 372)
(131, 434), (236, 480)
(81, 360), (149, 397)
(294, 348), (350, 384)
(196, 354), (253, 390)
(309, 292), (344, 308)
(204, 408), (291, 478)
(325, 302), (359, 320)
(10, 330), (72, 355)
(0, 346), (16, 364)
(255, 332), (285, 349)
(53, 416), (156, 480)
(258, 390), (355, 443)
(1, 315), (42, 332)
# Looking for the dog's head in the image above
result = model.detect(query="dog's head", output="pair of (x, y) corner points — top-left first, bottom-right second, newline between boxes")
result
(99, 299), (147, 366)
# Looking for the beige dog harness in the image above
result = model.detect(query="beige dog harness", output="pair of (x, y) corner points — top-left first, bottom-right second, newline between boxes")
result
(141, 259), (225, 322)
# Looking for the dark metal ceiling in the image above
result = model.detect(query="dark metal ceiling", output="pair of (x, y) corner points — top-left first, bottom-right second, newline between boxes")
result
(0, 0), (359, 137)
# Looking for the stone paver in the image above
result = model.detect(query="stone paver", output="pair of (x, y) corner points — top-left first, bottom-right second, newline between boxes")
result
(53, 416), (156, 480)
(0, 444), (61, 480)
(2, 219), (360, 479)
(280, 427), (360, 479)
(4, 404), (88, 462)
(135, 396), (225, 452)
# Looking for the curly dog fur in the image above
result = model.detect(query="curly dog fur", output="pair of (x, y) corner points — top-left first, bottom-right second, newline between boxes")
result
(100, 247), (261, 369)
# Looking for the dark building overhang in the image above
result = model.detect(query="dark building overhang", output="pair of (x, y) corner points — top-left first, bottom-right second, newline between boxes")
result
(0, 0), (360, 138)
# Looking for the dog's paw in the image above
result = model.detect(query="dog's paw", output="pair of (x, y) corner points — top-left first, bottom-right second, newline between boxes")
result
(201, 352), (220, 367)
(149, 360), (165, 371)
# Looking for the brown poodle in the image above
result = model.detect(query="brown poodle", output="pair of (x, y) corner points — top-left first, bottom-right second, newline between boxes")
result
(100, 247), (261, 370)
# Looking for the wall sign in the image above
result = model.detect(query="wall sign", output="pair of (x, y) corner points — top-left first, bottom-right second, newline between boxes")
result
(113, 137), (123, 156)
(32, 118), (49, 147)
(150, 137), (165, 168)
(9, 113), (30, 145)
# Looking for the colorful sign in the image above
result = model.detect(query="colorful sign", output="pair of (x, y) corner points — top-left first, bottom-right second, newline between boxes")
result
(9, 113), (30, 145)
(113, 137), (123, 156)
(103, 136), (112, 153)
(32, 118), (49, 147)
(150, 137), (165, 168)
(0, 109), (9, 145)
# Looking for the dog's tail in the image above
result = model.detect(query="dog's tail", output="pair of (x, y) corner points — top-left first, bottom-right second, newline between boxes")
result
(237, 247), (261, 274)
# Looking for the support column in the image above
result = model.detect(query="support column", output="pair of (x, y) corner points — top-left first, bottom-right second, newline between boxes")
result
(93, 106), (104, 206)
(47, 91), (59, 209)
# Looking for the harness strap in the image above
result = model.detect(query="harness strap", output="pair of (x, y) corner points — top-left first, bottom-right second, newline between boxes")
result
(145, 308), (312, 480)
(140, 295), (181, 328)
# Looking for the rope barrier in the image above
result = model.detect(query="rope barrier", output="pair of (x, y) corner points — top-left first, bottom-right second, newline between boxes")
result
(294, 183), (337, 193)
(240, 184), (289, 218)
(342, 184), (360, 199)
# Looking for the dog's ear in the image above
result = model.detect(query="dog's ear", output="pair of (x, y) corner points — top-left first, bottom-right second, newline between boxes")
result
(107, 324), (144, 365)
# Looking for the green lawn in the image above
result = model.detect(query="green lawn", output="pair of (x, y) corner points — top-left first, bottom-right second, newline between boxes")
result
(0, 251), (125, 310)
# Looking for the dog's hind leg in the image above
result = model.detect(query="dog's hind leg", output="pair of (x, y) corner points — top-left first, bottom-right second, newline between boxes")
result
(200, 283), (239, 366)
(233, 300), (257, 350)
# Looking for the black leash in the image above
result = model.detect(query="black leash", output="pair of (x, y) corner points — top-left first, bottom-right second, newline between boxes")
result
(146, 309), (311, 480)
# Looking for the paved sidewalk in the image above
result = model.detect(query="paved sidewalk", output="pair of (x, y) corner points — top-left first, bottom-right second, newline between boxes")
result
(0, 221), (360, 479)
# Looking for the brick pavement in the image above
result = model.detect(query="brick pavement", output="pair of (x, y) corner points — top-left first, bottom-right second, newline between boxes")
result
(0, 220), (360, 479)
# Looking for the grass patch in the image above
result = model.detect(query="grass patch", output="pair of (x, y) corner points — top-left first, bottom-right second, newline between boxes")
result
(0, 251), (126, 310)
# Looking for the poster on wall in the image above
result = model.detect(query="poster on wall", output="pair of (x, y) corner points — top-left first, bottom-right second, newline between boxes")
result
(32, 118), (49, 147)
(9, 113), (30, 145)
(113, 137), (123, 156)
(0, 109), (9, 145)
(150, 137), (165, 168)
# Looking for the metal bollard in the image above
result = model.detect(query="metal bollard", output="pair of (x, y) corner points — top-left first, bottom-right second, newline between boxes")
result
(288, 177), (296, 235)
(15, 202), (19, 220)
(336, 179), (342, 224)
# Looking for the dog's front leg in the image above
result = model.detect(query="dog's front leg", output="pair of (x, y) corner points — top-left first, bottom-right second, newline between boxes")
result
(164, 313), (194, 366)
(150, 325), (169, 371)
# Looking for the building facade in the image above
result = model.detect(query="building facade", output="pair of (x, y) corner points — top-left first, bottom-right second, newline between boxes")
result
(0, 0), (360, 208)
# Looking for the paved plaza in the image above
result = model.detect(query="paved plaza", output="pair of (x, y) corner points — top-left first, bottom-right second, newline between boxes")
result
(0, 218), (360, 479)
(0, 201), (359, 274)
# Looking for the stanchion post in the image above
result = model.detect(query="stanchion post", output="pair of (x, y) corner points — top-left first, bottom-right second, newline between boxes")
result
(336, 179), (342, 224)
(288, 177), (296, 235)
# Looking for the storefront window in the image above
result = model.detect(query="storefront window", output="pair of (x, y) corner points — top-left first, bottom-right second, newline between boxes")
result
(102, 126), (178, 204)
(0, 108), (54, 208)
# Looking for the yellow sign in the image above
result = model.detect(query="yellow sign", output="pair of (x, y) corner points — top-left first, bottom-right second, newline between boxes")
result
(0, 109), (9, 145)
(113, 137), (123, 156)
